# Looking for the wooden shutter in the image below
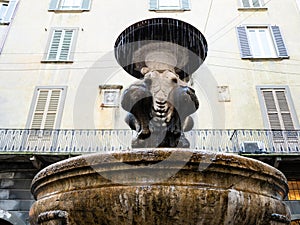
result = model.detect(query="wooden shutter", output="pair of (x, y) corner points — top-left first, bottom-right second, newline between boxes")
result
(236, 26), (253, 58)
(47, 30), (63, 61)
(261, 88), (298, 143)
(46, 28), (76, 61)
(81, 0), (91, 10)
(241, 0), (250, 7)
(261, 89), (295, 130)
(241, 0), (262, 7)
(49, 0), (59, 10)
(181, 0), (190, 10)
(59, 30), (74, 61)
(262, 90), (282, 129)
(30, 88), (64, 130)
(270, 26), (289, 59)
(0, 0), (18, 24)
(149, 0), (158, 10)
(0, 3), (9, 23)
(275, 90), (295, 130)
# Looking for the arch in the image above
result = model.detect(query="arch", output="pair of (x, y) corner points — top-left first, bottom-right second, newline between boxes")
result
(0, 219), (13, 225)
(0, 209), (26, 225)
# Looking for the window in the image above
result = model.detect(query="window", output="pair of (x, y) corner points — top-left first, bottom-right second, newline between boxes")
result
(49, 0), (91, 11)
(0, 2), (8, 21)
(149, 0), (190, 11)
(236, 26), (289, 59)
(240, 0), (264, 8)
(43, 28), (78, 62)
(0, 0), (18, 24)
(27, 87), (67, 130)
(258, 87), (299, 143)
(288, 181), (300, 200)
(0, 0), (18, 53)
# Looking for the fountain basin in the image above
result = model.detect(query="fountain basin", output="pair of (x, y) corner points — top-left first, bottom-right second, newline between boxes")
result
(29, 149), (291, 225)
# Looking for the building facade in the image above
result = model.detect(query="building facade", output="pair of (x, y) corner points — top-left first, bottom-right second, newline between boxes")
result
(0, 0), (300, 224)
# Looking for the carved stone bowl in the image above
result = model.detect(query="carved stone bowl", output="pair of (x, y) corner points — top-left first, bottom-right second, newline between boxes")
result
(114, 18), (208, 80)
(29, 149), (291, 225)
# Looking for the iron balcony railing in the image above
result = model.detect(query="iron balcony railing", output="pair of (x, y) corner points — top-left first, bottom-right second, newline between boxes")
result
(0, 129), (299, 154)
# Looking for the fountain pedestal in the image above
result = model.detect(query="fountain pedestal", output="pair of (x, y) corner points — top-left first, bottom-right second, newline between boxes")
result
(29, 149), (290, 225)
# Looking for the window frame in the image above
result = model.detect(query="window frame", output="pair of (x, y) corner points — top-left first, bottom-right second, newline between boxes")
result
(236, 25), (289, 59)
(0, 0), (18, 24)
(257, 86), (300, 145)
(26, 86), (67, 130)
(238, 0), (267, 10)
(288, 181), (300, 200)
(42, 27), (78, 63)
(247, 26), (277, 58)
(149, 0), (191, 11)
(48, 0), (91, 11)
(0, 2), (9, 21)
(257, 86), (299, 130)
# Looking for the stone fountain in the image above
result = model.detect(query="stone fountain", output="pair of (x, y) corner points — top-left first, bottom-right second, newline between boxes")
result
(29, 18), (291, 225)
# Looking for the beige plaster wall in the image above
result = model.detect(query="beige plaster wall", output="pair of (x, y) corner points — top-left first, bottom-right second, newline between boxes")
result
(0, 0), (299, 130)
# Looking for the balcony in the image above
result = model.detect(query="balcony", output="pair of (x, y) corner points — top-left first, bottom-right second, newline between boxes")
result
(0, 129), (299, 154)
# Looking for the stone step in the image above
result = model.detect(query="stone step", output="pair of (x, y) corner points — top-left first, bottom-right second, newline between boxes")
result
(0, 179), (32, 189)
(0, 171), (36, 179)
(0, 200), (35, 211)
(0, 189), (34, 200)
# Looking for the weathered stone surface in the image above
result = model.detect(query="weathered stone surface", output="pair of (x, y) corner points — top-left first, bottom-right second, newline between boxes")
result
(29, 150), (291, 225)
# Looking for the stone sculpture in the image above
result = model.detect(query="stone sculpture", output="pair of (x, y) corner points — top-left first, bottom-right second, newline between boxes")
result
(114, 18), (208, 148)
(121, 67), (199, 148)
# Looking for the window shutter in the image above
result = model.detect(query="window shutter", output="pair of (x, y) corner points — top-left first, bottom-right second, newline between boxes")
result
(236, 26), (252, 58)
(30, 88), (64, 130)
(276, 91), (295, 130)
(261, 89), (295, 130)
(31, 90), (49, 129)
(81, 0), (91, 10)
(46, 28), (76, 62)
(181, 0), (190, 10)
(270, 26), (289, 58)
(262, 90), (281, 129)
(44, 90), (61, 129)
(49, 0), (59, 10)
(252, 0), (261, 7)
(47, 30), (63, 61)
(241, 0), (250, 7)
(59, 30), (74, 61)
(149, 0), (158, 10)
(0, 3), (9, 23)
(2, 0), (18, 24)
